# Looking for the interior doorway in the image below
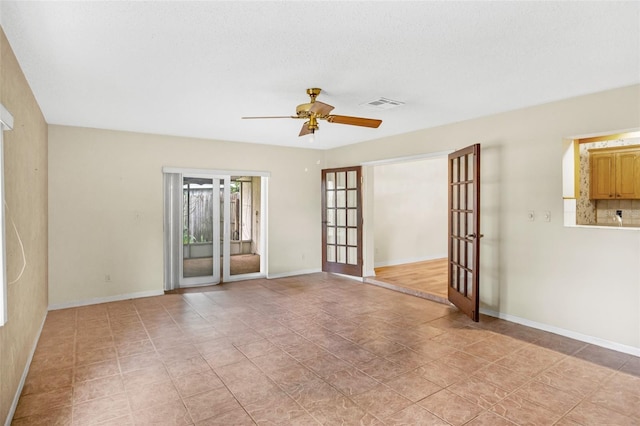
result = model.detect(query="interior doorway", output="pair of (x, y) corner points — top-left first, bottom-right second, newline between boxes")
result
(163, 169), (268, 291)
(364, 154), (450, 302)
(373, 258), (448, 300)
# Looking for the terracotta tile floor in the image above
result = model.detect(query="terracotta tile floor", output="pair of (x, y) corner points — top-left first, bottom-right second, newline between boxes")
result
(12, 273), (640, 425)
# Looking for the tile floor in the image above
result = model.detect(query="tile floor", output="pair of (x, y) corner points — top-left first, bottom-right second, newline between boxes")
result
(11, 273), (640, 425)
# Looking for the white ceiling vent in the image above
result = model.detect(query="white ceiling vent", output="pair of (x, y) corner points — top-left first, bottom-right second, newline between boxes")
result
(360, 97), (405, 110)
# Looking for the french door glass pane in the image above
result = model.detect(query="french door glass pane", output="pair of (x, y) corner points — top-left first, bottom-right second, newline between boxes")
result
(337, 246), (347, 263)
(452, 185), (458, 209)
(327, 245), (336, 262)
(452, 238), (458, 262)
(337, 228), (346, 245)
(327, 227), (335, 244)
(347, 247), (357, 265)
(347, 228), (357, 246)
(460, 155), (467, 181)
(336, 172), (346, 189)
(337, 190), (346, 208)
(452, 212), (458, 234)
(347, 209), (357, 227)
(347, 170), (357, 188)
(327, 191), (335, 208)
(347, 190), (357, 208)
(452, 158), (458, 181)
(336, 209), (346, 227)
(326, 173), (335, 190)
(327, 209), (335, 226)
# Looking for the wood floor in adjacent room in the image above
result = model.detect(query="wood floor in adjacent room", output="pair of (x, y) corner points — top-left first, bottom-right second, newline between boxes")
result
(373, 258), (448, 301)
(11, 273), (639, 425)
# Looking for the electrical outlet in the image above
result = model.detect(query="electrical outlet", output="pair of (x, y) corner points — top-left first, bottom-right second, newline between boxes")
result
(527, 211), (535, 221)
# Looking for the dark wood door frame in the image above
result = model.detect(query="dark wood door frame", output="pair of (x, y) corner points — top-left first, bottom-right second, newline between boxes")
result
(448, 144), (481, 321)
(321, 166), (363, 277)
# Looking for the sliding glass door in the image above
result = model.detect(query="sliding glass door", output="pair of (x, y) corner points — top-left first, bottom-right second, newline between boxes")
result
(180, 176), (221, 286)
(164, 169), (268, 290)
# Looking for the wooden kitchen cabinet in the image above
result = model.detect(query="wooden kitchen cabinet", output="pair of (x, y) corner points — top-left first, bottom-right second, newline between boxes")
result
(589, 145), (640, 199)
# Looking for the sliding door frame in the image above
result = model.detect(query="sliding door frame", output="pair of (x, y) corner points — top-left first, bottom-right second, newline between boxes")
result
(163, 167), (270, 285)
(179, 174), (224, 287)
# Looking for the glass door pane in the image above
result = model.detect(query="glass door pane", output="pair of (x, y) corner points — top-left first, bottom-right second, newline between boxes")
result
(230, 176), (260, 277)
(181, 176), (220, 286)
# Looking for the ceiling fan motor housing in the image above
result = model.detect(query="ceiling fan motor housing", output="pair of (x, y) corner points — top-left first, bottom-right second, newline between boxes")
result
(296, 103), (313, 118)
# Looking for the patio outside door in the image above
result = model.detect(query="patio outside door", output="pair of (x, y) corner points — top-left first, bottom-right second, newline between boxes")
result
(180, 176), (221, 286)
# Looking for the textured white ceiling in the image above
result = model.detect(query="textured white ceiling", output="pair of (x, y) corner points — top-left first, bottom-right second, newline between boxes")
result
(1, 1), (639, 149)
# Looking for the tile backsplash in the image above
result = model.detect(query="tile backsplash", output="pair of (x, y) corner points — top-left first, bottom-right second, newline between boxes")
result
(596, 199), (640, 226)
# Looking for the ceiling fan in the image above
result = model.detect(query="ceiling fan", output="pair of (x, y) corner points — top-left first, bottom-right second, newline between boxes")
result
(242, 88), (382, 137)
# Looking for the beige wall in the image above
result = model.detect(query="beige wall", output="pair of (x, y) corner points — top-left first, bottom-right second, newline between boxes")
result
(327, 84), (640, 352)
(48, 125), (325, 306)
(373, 157), (448, 266)
(48, 86), (640, 352)
(0, 28), (49, 423)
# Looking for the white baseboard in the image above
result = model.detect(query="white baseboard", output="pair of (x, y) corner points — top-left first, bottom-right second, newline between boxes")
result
(48, 289), (165, 311)
(480, 308), (640, 357)
(267, 268), (322, 279)
(5, 312), (47, 426)
(332, 273), (365, 282)
(374, 254), (447, 269)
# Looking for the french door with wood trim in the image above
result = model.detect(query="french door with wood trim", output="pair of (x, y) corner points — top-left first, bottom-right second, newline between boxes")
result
(321, 166), (363, 277)
(448, 144), (482, 321)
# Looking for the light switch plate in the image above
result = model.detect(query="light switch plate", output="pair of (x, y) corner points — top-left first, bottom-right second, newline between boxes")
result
(543, 211), (551, 222)
(527, 211), (535, 221)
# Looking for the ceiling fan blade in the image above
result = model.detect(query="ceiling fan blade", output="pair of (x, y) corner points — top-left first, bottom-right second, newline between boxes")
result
(299, 122), (312, 137)
(241, 116), (298, 119)
(309, 101), (334, 116)
(327, 115), (382, 128)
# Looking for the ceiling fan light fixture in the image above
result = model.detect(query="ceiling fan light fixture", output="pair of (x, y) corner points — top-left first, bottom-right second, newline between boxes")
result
(308, 132), (316, 144)
(242, 88), (383, 138)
